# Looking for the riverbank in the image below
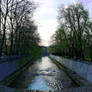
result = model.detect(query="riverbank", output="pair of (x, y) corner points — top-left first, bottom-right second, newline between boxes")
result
(0, 55), (28, 64)
(0, 55), (40, 86)
(1, 56), (92, 92)
(50, 55), (92, 84)
(7, 57), (77, 90)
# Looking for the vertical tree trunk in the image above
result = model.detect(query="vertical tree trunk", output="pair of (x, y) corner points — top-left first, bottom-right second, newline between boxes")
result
(0, 0), (1, 56)
(90, 46), (92, 61)
(10, 0), (14, 55)
(77, 15), (84, 60)
(0, 0), (8, 55)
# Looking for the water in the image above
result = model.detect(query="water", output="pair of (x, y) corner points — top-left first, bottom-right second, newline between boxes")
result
(28, 76), (52, 90)
(9, 57), (75, 91)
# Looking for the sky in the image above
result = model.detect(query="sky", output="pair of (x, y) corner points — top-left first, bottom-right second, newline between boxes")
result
(33, 0), (92, 46)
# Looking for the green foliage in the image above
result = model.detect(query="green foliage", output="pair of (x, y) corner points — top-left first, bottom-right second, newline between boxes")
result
(49, 3), (92, 61)
(0, 0), (41, 58)
(29, 44), (42, 59)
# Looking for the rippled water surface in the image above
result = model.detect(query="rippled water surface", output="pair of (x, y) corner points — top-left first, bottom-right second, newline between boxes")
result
(9, 57), (75, 91)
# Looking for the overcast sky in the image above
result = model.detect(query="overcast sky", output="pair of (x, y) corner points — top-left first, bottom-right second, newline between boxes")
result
(33, 0), (92, 46)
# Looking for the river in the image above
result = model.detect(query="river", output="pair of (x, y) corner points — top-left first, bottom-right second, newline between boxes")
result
(9, 57), (76, 91)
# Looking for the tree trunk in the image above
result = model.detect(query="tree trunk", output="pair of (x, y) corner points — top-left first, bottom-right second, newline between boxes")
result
(0, 0), (8, 55)
(90, 47), (92, 61)
(0, 0), (1, 56)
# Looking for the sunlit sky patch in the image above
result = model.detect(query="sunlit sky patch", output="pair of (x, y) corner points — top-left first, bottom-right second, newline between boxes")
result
(32, 0), (92, 46)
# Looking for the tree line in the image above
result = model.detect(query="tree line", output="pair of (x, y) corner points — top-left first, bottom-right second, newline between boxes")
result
(48, 3), (92, 61)
(0, 0), (42, 57)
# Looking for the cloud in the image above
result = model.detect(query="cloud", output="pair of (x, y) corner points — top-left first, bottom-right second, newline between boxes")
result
(37, 19), (58, 43)
(87, 2), (92, 19)
(33, 0), (92, 46)
(79, 0), (92, 19)
(33, 0), (73, 46)
(33, 0), (58, 46)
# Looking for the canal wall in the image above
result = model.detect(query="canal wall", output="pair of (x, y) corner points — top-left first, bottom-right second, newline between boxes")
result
(0, 56), (32, 85)
(50, 55), (92, 83)
(0, 55), (27, 62)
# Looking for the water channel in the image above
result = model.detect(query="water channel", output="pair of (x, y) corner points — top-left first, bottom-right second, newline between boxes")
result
(9, 57), (76, 91)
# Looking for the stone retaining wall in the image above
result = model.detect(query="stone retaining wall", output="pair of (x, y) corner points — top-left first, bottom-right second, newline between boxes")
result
(50, 55), (92, 83)
(0, 57), (30, 82)
(0, 55), (27, 62)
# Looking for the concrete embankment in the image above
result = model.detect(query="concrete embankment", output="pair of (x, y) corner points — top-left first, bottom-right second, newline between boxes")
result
(50, 55), (92, 83)
(0, 56), (33, 85)
(0, 55), (27, 63)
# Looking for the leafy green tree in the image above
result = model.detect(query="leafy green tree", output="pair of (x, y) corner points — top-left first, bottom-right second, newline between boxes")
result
(49, 3), (92, 61)
(0, 0), (42, 58)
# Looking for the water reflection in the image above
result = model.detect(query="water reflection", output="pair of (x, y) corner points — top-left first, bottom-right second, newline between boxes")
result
(39, 57), (55, 70)
(9, 57), (75, 91)
(28, 76), (52, 90)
